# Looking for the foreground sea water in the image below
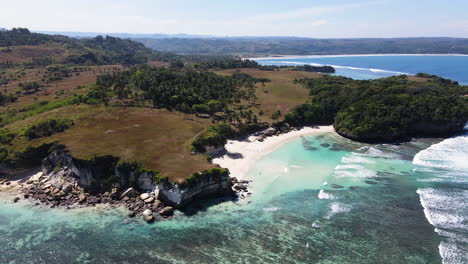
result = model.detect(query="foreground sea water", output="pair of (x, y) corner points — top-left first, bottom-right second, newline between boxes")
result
(1, 130), (467, 263)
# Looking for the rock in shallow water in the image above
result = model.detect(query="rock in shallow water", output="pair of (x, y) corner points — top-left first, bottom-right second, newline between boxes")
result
(128, 211), (136, 218)
(159, 206), (174, 217)
(143, 214), (154, 223)
(142, 209), (153, 217)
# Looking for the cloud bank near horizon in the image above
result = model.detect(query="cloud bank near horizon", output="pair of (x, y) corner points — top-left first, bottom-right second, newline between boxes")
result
(1, 0), (467, 38)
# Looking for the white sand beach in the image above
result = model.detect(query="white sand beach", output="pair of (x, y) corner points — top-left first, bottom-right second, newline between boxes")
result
(212, 126), (335, 180)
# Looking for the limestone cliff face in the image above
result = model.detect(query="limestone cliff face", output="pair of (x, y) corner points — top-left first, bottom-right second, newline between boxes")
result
(157, 170), (232, 208)
(42, 150), (156, 193)
(41, 150), (232, 207)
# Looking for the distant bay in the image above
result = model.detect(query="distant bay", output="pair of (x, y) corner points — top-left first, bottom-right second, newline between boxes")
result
(254, 54), (468, 84)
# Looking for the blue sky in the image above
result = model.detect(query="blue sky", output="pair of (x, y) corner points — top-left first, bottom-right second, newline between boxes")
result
(1, 0), (468, 37)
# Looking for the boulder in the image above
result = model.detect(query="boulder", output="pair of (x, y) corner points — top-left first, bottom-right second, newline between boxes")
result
(159, 206), (174, 217)
(62, 184), (73, 193)
(120, 187), (137, 199)
(264, 127), (277, 136)
(143, 214), (154, 223)
(144, 196), (155, 203)
(13, 197), (20, 203)
(78, 194), (87, 203)
(128, 211), (136, 218)
(142, 209), (153, 217)
(140, 193), (150, 201)
(153, 200), (161, 208)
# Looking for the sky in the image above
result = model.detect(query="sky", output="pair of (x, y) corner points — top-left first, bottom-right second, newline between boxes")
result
(1, 0), (468, 38)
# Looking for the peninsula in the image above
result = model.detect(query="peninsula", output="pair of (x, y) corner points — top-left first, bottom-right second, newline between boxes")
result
(0, 28), (467, 222)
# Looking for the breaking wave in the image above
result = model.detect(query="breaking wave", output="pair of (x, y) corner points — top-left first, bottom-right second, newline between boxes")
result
(413, 127), (468, 263)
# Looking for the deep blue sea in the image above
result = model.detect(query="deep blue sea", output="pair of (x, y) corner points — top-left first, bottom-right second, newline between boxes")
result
(0, 55), (467, 263)
(255, 55), (468, 85)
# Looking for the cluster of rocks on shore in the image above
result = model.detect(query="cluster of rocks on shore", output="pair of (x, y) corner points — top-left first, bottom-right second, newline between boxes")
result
(11, 174), (174, 223)
(0, 179), (12, 186)
(254, 123), (295, 142)
(231, 177), (251, 199)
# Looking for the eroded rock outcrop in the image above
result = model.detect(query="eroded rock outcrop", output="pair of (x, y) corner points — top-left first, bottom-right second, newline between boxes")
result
(157, 168), (233, 208)
(40, 150), (233, 208)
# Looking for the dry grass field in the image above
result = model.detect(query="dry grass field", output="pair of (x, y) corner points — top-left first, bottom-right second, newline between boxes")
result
(6, 105), (214, 182)
(217, 68), (321, 122)
(0, 65), (125, 110)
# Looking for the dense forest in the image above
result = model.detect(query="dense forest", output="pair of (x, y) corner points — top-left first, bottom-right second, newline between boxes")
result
(285, 74), (468, 141)
(136, 37), (468, 55)
(93, 65), (261, 121)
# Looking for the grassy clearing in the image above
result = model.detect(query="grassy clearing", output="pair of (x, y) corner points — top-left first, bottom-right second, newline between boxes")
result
(216, 68), (321, 122)
(0, 43), (73, 64)
(0, 65), (124, 110)
(6, 105), (214, 182)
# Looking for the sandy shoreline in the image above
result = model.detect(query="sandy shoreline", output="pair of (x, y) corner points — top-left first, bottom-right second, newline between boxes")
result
(212, 126), (334, 180)
(247, 53), (468, 60)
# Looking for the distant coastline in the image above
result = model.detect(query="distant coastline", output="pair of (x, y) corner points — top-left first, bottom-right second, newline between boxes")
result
(248, 53), (468, 60)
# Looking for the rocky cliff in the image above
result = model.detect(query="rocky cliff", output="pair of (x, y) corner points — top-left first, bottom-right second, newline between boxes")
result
(41, 150), (232, 208)
(157, 168), (232, 207)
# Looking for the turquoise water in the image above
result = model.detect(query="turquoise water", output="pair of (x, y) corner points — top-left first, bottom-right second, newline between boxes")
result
(2, 131), (465, 263)
(255, 55), (468, 84)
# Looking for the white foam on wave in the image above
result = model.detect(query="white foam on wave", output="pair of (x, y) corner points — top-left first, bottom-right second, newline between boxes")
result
(265, 60), (409, 76)
(325, 202), (351, 219)
(290, 164), (304, 169)
(329, 64), (408, 75)
(356, 146), (401, 159)
(263, 207), (280, 212)
(413, 128), (468, 263)
(439, 241), (468, 264)
(342, 155), (375, 164)
(276, 61), (324, 67)
(334, 164), (376, 178)
(416, 188), (467, 230)
(413, 133), (468, 171)
(318, 189), (334, 200)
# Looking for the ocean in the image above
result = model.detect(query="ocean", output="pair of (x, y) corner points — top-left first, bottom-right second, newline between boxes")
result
(254, 55), (468, 85)
(0, 55), (467, 263)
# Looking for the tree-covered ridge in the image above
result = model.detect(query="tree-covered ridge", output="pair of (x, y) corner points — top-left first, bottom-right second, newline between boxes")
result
(136, 37), (468, 55)
(285, 75), (468, 141)
(0, 28), (178, 66)
(0, 28), (70, 46)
